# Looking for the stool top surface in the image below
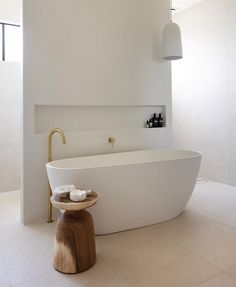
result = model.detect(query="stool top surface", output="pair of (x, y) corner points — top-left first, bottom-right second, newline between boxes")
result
(51, 192), (100, 211)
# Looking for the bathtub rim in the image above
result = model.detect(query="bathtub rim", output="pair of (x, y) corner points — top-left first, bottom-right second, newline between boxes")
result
(46, 149), (202, 171)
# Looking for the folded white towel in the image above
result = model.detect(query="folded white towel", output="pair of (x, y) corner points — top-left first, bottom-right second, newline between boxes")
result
(53, 186), (92, 199)
(53, 185), (76, 196)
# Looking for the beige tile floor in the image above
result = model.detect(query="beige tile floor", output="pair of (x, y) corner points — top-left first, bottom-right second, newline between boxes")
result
(1, 181), (236, 286)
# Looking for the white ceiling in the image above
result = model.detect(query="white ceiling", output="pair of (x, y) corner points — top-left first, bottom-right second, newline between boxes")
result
(172, 0), (204, 12)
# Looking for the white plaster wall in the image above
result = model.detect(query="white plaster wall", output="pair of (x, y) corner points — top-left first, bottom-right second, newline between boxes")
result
(0, 63), (21, 192)
(172, 0), (204, 12)
(23, 0), (172, 223)
(0, 0), (21, 23)
(0, 1), (21, 193)
(173, 0), (236, 185)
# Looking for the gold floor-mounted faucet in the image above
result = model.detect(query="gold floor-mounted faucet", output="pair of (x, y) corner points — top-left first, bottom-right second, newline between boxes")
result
(47, 128), (67, 223)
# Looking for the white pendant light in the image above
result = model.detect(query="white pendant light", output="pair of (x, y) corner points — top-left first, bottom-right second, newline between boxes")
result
(161, 9), (183, 61)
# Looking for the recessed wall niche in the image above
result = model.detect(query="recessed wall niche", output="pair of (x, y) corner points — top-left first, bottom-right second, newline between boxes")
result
(34, 105), (166, 134)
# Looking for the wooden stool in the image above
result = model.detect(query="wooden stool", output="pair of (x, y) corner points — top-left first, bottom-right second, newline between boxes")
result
(51, 192), (100, 274)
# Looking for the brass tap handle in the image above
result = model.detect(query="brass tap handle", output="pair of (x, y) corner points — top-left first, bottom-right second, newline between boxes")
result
(108, 137), (116, 148)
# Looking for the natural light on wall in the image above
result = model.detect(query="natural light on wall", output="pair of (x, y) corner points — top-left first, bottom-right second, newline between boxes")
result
(0, 27), (2, 59)
(5, 25), (22, 62)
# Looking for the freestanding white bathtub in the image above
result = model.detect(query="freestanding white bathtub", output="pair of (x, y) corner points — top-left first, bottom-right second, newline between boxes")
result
(46, 149), (201, 235)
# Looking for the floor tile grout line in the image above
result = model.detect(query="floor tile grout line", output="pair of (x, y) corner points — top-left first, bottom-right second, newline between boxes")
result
(0, 246), (55, 287)
(175, 234), (227, 267)
(194, 270), (225, 287)
(175, 239), (233, 274)
(225, 269), (236, 280)
(188, 204), (236, 218)
(186, 208), (236, 233)
(0, 249), (12, 287)
(0, 229), (56, 286)
(10, 269), (56, 287)
(0, 232), (53, 249)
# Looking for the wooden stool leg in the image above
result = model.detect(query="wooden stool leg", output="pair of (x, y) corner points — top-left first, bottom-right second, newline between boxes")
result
(54, 210), (96, 274)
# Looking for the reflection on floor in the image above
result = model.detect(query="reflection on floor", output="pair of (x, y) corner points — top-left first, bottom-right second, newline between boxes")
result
(1, 181), (236, 286)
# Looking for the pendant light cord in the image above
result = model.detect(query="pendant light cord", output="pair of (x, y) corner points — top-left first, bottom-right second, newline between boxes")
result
(171, 8), (176, 22)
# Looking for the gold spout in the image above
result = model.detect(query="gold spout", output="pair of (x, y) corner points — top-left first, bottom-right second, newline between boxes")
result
(48, 128), (66, 162)
(47, 128), (67, 223)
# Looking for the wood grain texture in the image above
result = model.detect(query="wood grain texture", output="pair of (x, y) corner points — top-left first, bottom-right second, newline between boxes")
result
(51, 192), (99, 211)
(54, 210), (96, 274)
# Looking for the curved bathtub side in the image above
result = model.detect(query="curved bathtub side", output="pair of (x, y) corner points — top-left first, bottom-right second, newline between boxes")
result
(47, 154), (201, 235)
(91, 156), (201, 234)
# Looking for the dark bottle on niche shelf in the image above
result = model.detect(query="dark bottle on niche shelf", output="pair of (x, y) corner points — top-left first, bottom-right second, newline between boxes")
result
(157, 113), (164, 128)
(148, 119), (153, 128)
(145, 120), (149, 128)
(153, 113), (158, 128)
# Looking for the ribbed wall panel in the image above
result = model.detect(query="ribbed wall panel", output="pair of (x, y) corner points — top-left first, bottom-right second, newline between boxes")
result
(23, 0), (171, 224)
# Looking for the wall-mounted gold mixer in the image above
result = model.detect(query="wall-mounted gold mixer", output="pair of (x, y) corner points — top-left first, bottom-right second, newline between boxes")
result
(108, 137), (116, 148)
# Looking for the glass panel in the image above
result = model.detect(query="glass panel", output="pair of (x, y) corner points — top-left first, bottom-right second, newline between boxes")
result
(0, 25), (2, 61)
(5, 25), (22, 62)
